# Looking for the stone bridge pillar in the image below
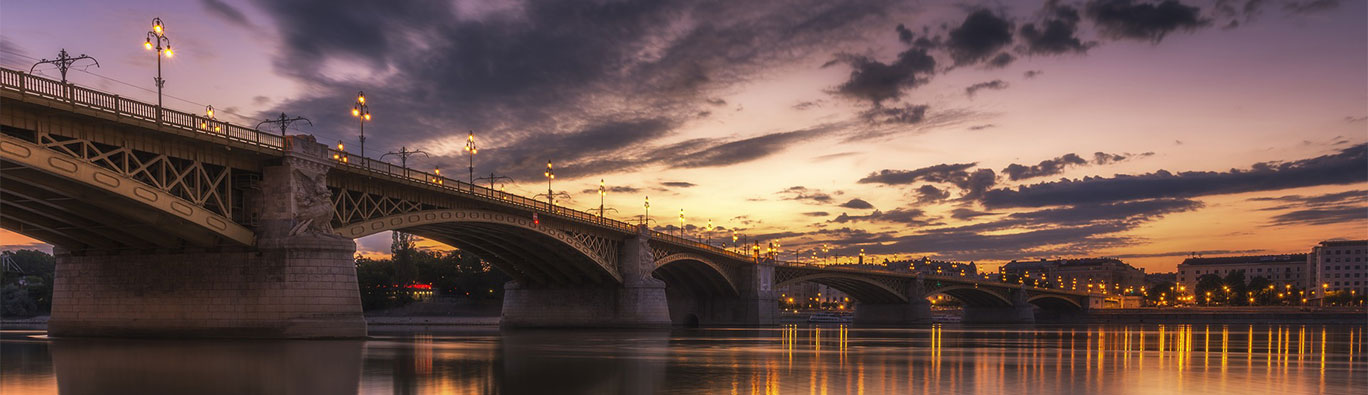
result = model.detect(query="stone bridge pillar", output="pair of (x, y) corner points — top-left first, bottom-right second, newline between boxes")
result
(961, 288), (1035, 324)
(853, 279), (932, 326)
(47, 135), (366, 338)
(500, 225), (671, 328)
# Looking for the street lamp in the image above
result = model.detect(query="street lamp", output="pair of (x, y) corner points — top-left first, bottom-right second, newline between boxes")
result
(255, 113), (312, 152)
(142, 17), (174, 115)
(352, 91), (371, 157)
(380, 146), (429, 170)
(643, 196), (650, 226)
(30, 49), (99, 85)
(705, 219), (713, 245)
(598, 179), (607, 219)
(200, 105), (221, 132)
(678, 208), (685, 238)
(464, 131), (477, 191)
(544, 160), (555, 206)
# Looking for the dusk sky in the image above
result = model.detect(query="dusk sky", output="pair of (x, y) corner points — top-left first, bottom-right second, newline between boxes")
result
(1, 0), (1364, 272)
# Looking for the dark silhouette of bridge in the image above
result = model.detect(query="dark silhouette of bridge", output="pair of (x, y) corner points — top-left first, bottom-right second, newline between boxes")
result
(0, 68), (1099, 338)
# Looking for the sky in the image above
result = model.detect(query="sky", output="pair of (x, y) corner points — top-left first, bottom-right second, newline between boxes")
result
(1, 0), (1364, 273)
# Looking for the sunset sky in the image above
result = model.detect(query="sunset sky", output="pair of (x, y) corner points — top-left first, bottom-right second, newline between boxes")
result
(1, 0), (1364, 272)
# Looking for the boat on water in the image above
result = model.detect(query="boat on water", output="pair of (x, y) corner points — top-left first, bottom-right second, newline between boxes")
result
(806, 311), (853, 323)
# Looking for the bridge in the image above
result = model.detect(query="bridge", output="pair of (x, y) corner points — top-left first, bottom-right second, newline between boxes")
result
(0, 68), (1100, 338)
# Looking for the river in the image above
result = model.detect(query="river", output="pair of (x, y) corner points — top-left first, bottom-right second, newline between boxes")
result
(2, 324), (1364, 394)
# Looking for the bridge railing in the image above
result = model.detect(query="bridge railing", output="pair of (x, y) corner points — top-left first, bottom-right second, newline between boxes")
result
(0, 68), (285, 151)
(327, 148), (757, 261)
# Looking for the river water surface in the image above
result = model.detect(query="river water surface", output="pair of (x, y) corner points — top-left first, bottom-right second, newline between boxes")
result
(2, 324), (1364, 394)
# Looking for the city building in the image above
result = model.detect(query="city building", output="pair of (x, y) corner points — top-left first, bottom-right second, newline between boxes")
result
(1175, 254), (1307, 292)
(1309, 240), (1367, 295)
(1000, 258), (1146, 293)
(885, 257), (981, 278)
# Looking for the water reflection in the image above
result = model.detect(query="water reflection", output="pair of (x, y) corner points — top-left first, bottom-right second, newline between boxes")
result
(2, 325), (1365, 394)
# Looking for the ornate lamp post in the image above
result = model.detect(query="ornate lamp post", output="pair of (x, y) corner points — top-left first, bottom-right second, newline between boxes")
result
(142, 18), (174, 115)
(380, 144), (426, 169)
(476, 172), (514, 191)
(543, 160), (555, 206)
(464, 131), (477, 191)
(30, 49), (99, 84)
(351, 91), (371, 157)
(598, 179), (607, 219)
(643, 196), (650, 226)
(256, 113), (312, 152)
(199, 105), (221, 132)
(678, 208), (685, 238)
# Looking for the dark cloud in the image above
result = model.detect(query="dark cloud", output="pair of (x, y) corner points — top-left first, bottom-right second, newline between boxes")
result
(252, 0), (895, 180)
(829, 47), (936, 105)
(914, 185), (950, 204)
(1267, 206), (1364, 226)
(660, 181), (696, 188)
(668, 125), (832, 168)
(967, 124), (996, 131)
(859, 163), (977, 185)
(945, 10), (1015, 65)
(986, 52), (1016, 68)
(1085, 0), (1210, 42)
(202, 0), (250, 27)
(965, 80), (1009, 97)
(792, 100), (822, 110)
(840, 198), (874, 209)
(1020, 3), (1094, 54)
(1007, 198), (1202, 225)
(859, 104), (928, 124)
(1093, 151), (1150, 164)
(981, 144), (1368, 208)
(1250, 189), (1367, 226)
(1003, 153), (1088, 181)
(896, 23), (915, 44)
(831, 208), (937, 226)
(861, 163), (997, 200)
(1023, 70), (1044, 78)
(1283, 0), (1341, 14)
(1003, 151), (1153, 181)
(950, 208), (993, 220)
(803, 211), (830, 217)
(1345, 116), (1367, 123)
(779, 186), (835, 204)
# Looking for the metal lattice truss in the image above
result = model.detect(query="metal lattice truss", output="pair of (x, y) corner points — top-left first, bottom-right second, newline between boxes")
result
(558, 229), (621, 269)
(330, 187), (429, 225)
(36, 132), (233, 217)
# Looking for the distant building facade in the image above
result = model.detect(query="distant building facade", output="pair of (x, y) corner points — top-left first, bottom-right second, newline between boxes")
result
(1000, 258), (1146, 292)
(1309, 240), (1367, 295)
(885, 257), (981, 278)
(1176, 254), (1307, 291)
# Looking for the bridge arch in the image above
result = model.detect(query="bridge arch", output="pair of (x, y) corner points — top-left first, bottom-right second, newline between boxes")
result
(1027, 294), (1084, 311)
(0, 136), (254, 248)
(336, 209), (622, 285)
(776, 273), (908, 304)
(925, 284), (1014, 307)
(652, 253), (739, 297)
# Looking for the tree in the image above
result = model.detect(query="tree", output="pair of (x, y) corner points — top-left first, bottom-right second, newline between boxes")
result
(2, 250), (55, 316)
(1247, 276), (1272, 305)
(1223, 270), (1247, 305)
(1195, 274), (1224, 305)
(1146, 281), (1174, 306)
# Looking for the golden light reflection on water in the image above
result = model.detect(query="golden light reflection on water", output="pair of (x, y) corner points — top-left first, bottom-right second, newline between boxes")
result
(2, 325), (1367, 394)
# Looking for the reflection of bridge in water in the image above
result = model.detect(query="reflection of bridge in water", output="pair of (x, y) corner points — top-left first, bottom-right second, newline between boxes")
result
(0, 68), (1101, 338)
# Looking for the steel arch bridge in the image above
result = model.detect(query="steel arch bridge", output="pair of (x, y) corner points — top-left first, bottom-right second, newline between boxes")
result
(0, 67), (1100, 335)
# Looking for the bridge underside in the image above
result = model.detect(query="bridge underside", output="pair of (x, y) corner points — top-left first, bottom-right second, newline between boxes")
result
(1, 158), (238, 251)
(403, 223), (618, 287)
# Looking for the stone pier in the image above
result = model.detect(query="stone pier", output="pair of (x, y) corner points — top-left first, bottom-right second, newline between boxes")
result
(47, 135), (367, 338)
